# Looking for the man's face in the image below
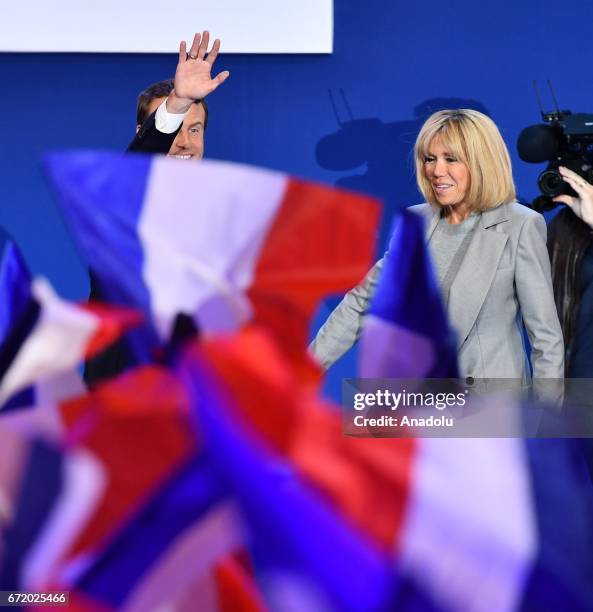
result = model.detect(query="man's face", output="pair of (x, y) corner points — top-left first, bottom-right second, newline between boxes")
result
(139, 96), (206, 161)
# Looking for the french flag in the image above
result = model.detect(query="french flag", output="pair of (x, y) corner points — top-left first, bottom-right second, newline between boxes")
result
(43, 153), (380, 354)
(0, 278), (141, 410)
(1, 364), (256, 612)
(0, 433), (107, 596)
(186, 329), (593, 611)
(360, 209), (458, 378)
(0, 364), (214, 591)
(180, 341), (399, 612)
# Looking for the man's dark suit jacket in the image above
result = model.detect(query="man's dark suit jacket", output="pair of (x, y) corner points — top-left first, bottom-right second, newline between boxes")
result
(127, 111), (180, 153)
(84, 111), (180, 387)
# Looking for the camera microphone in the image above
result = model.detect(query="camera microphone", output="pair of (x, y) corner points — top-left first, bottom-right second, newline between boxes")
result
(517, 124), (560, 163)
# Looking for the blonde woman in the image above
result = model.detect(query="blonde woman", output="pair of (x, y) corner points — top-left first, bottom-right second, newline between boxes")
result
(311, 109), (564, 381)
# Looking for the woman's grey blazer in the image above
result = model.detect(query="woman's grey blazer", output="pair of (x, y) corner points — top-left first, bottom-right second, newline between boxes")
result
(310, 202), (564, 380)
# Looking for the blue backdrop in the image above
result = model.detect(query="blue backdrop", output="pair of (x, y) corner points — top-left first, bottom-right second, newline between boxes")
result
(1, 0), (592, 397)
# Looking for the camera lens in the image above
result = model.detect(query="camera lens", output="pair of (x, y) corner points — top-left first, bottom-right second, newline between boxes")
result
(538, 169), (564, 197)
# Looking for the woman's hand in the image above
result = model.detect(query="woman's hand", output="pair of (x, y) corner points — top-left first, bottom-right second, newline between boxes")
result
(553, 166), (593, 228)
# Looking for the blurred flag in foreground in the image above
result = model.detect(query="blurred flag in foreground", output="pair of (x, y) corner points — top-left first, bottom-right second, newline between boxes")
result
(43, 153), (380, 358)
(181, 332), (402, 612)
(361, 209), (457, 378)
(0, 365), (258, 612)
(0, 228), (31, 350)
(0, 152), (589, 612)
(3, 323), (592, 611)
(0, 278), (141, 410)
(185, 328), (593, 612)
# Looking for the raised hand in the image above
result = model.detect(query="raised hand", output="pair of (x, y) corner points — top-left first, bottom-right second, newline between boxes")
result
(553, 166), (593, 229)
(167, 31), (230, 114)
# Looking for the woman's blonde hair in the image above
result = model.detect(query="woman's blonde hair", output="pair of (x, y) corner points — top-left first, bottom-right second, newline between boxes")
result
(414, 109), (516, 211)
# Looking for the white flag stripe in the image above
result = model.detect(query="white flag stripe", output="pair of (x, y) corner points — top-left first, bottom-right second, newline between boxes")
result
(22, 448), (107, 590)
(0, 279), (99, 406)
(140, 158), (288, 338)
(22, 449), (107, 591)
(400, 438), (537, 612)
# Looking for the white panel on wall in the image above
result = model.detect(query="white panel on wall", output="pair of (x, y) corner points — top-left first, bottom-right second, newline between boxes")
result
(1, 0), (333, 53)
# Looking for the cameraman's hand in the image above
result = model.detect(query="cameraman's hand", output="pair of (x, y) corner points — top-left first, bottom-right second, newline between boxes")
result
(554, 167), (593, 228)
